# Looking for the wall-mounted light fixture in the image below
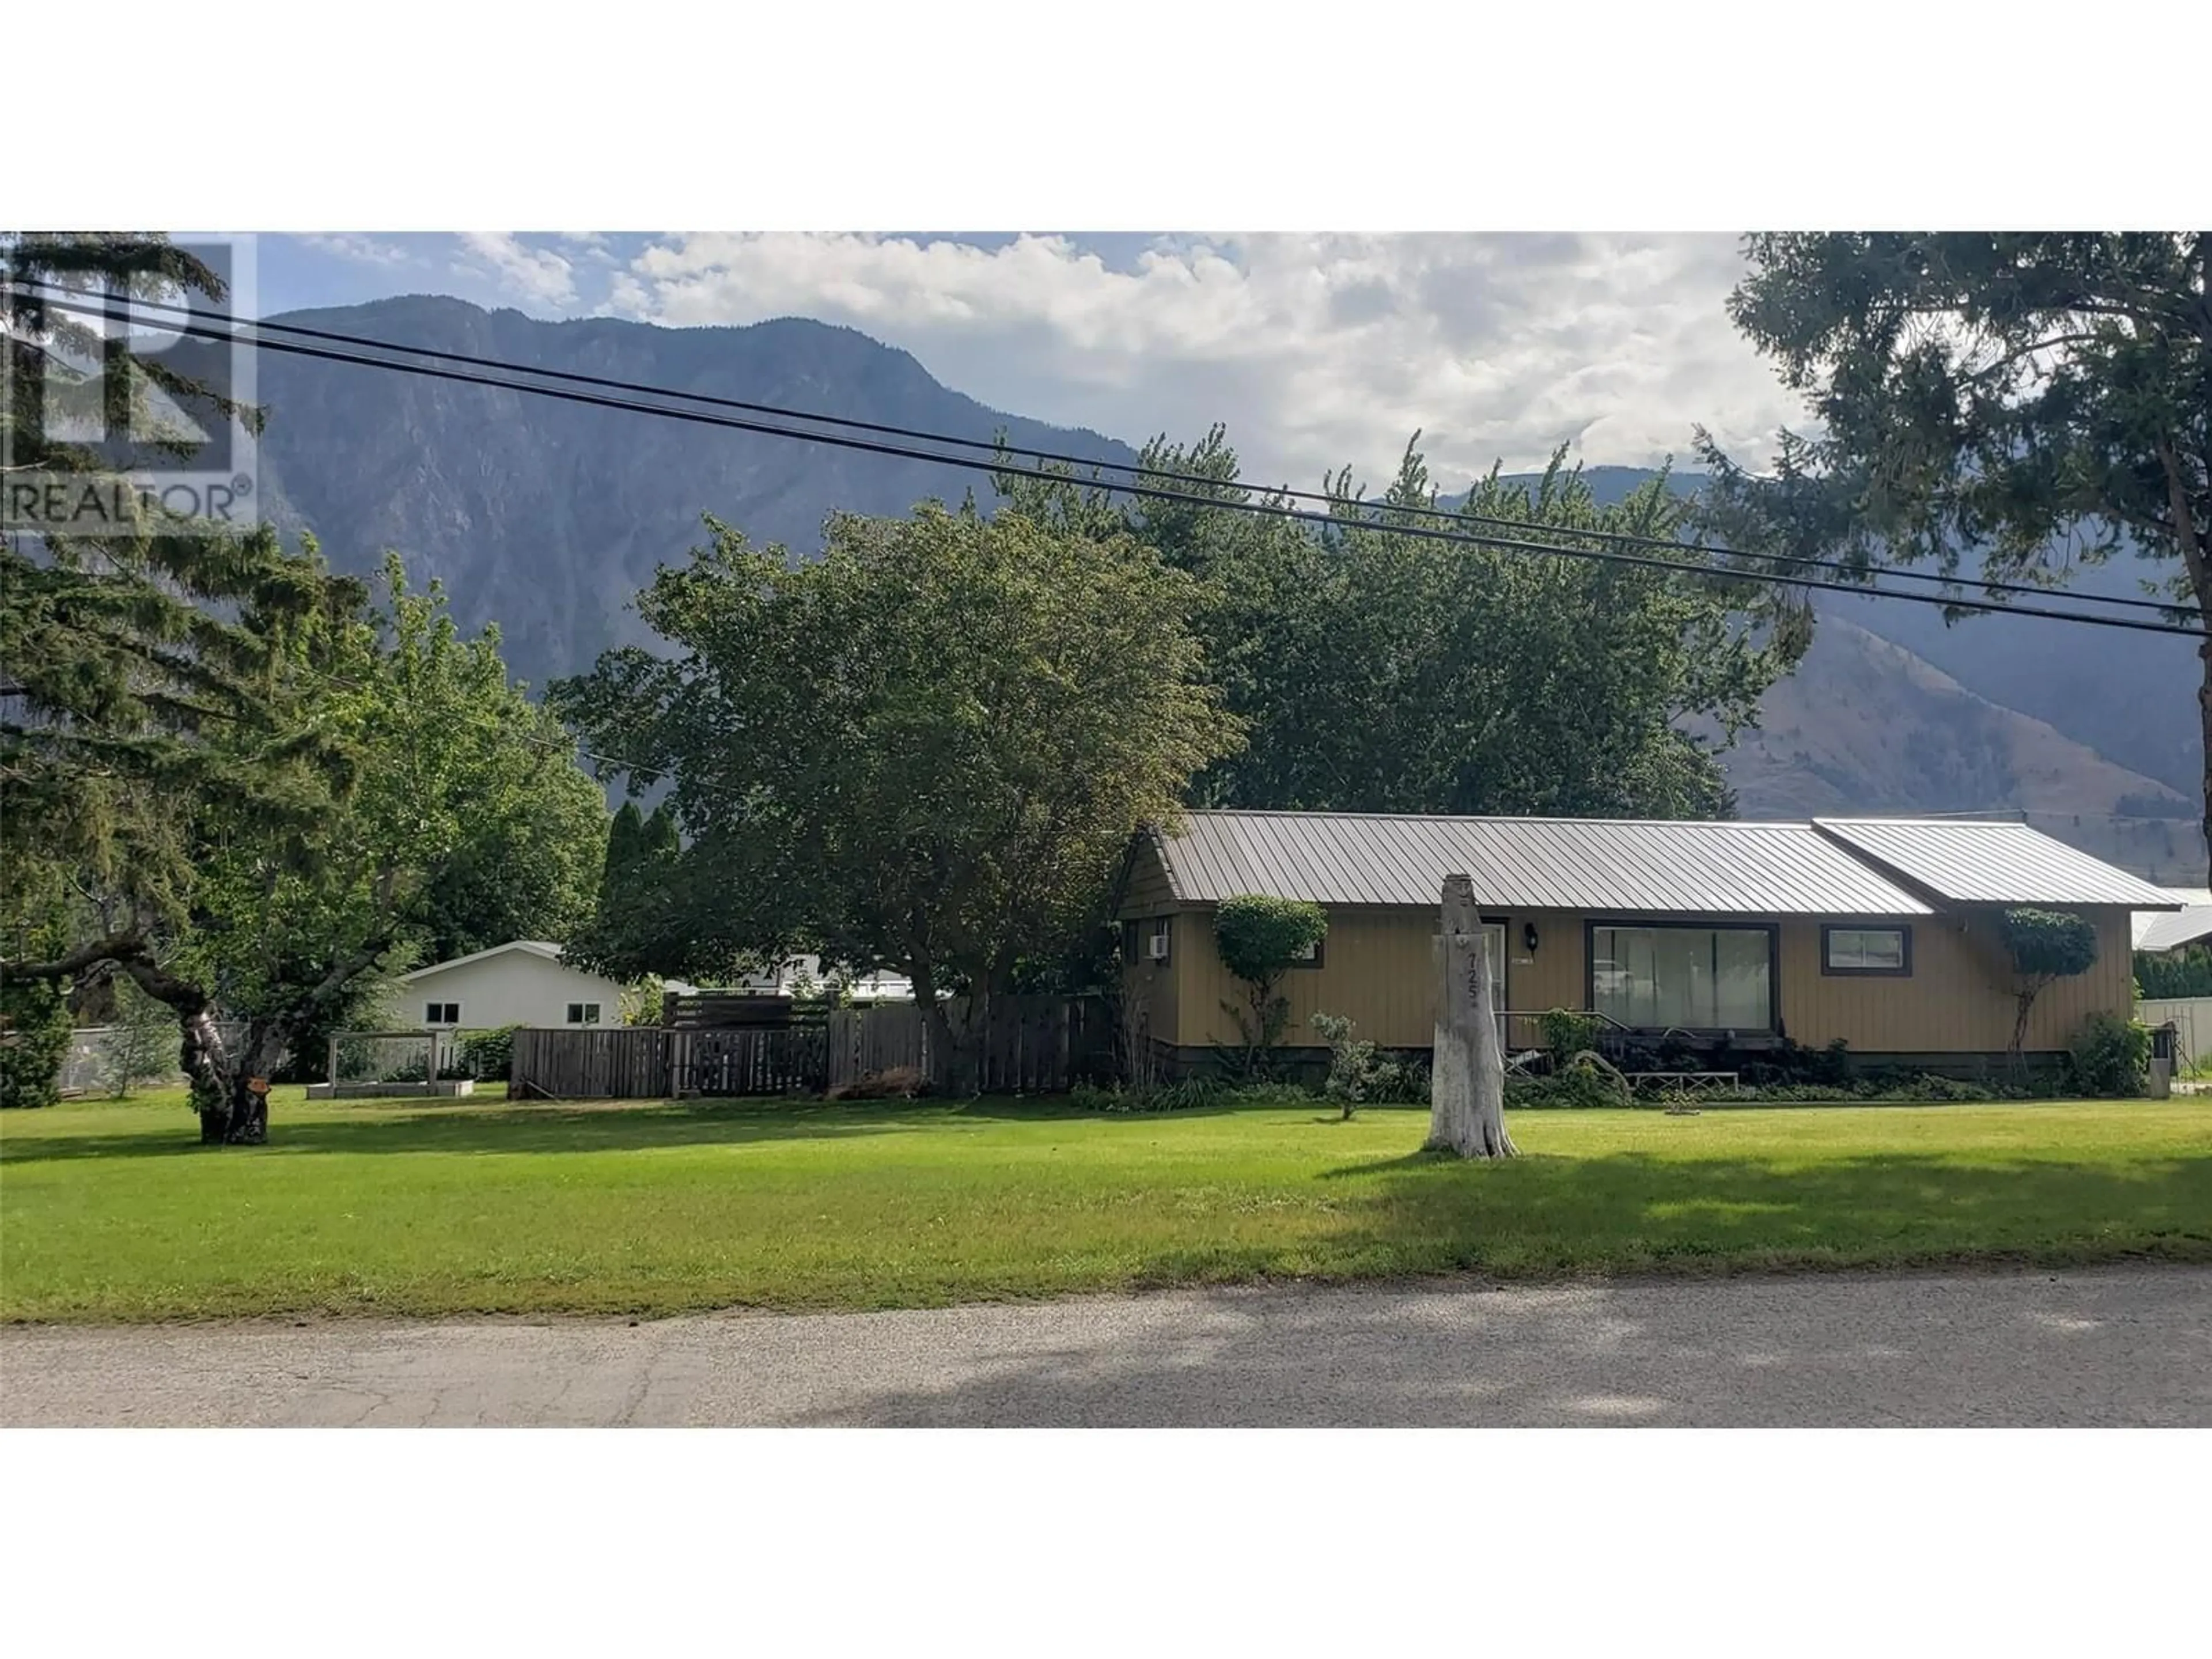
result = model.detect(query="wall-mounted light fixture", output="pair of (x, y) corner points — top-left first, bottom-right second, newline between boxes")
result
(1523, 922), (1540, 955)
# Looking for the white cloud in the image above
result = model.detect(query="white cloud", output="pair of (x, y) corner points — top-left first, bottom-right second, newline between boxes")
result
(299, 232), (412, 267)
(604, 232), (1804, 489)
(455, 232), (578, 310)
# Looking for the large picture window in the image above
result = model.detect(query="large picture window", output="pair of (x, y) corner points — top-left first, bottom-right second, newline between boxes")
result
(1590, 925), (1772, 1031)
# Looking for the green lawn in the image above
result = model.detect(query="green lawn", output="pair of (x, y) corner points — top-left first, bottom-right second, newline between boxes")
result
(3, 1087), (2209, 1323)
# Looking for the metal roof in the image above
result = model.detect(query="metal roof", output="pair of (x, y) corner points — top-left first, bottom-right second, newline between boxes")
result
(2135, 890), (2212, 952)
(400, 940), (566, 980)
(1810, 819), (2180, 909)
(1153, 811), (1936, 915)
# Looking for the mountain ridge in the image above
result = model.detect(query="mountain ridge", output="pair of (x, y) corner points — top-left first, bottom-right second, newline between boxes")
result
(238, 295), (2203, 874)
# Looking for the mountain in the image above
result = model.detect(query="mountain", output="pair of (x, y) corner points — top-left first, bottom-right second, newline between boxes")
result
(1469, 469), (2204, 802)
(1817, 567), (2200, 798)
(1700, 617), (2205, 882)
(244, 296), (1139, 690)
(236, 296), (2205, 876)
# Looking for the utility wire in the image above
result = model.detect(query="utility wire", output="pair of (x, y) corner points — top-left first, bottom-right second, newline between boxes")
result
(13, 282), (2209, 641)
(17, 276), (2191, 622)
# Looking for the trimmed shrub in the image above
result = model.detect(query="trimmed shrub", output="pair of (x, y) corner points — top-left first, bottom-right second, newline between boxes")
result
(1213, 895), (1329, 1079)
(2001, 908), (2100, 1065)
(1310, 1012), (1376, 1119)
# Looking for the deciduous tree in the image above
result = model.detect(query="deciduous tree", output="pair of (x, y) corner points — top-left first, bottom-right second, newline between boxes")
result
(552, 503), (1243, 1089)
(999, 431), (1798, 818)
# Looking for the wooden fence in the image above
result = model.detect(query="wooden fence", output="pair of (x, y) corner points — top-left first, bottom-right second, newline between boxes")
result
(512, 1027), (677, 1100)
(825, 995), (1115, 1094)
(663, 992), (796, 1029)
(509, 995), (1114, 1100)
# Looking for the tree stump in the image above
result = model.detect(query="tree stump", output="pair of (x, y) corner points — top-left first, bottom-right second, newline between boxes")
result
(1426, 873), (1516, 1158)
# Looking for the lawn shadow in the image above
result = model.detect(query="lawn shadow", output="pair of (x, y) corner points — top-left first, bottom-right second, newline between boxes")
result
(0, 1098), (951, 1165)
(0, 1090), (1365, 1165)
(1296, 1146), (2212, 1277)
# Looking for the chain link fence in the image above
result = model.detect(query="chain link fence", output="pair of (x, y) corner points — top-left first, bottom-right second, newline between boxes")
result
(59, 1021), (249, 1097)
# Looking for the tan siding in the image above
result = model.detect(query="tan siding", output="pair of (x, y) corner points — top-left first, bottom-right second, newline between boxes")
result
(1122, 835), (1179, 915)
(1168, 907), (1589, 1051)
(1121, 916), (1179, 1051)
(1782, 907), (2134, 1053)
(1137, 902), (2135, 1057)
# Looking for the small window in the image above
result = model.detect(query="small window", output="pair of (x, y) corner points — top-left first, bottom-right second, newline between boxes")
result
(1289, 937), (1324, 969)
(1823, 926), (1911, 976)
(425, 1002), (460, 1025)
(565, 1002), (602, 1025)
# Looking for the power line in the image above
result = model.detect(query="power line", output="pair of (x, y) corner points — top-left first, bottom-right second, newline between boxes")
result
(13, 282), (2210, 641)
(20, 277), (2193, 623)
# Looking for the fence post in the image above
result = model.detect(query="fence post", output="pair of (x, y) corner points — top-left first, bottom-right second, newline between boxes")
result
(326, 1034), (339, 1090)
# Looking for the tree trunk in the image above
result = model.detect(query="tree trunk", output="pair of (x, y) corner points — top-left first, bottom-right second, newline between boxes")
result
(2198, 636), (2212, 888)
(911, 961), (960, 1095)
(182, 1011), (284, 1145)
(2010, 985), (2039, 1085)
(1426, 873), (1516, 1159)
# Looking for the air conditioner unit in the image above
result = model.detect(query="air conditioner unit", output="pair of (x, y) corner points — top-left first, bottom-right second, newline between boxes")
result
(1146, 933), (1171, 961)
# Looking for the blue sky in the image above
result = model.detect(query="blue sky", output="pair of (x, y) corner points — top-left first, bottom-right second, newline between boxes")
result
(252, 232), (1803, 491)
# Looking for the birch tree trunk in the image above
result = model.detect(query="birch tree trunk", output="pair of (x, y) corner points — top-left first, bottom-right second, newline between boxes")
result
(1426, 873), (1516, 1158)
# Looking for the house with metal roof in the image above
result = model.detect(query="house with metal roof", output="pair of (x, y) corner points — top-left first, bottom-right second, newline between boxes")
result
(1115, 810), (2178, 1075)
(2132, 888), (2212, 955)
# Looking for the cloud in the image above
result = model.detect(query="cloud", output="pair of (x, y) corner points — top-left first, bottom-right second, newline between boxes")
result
(299, 233), (413, 267)
(455, 232), (578, 309)
(604, 232), (1803, 488)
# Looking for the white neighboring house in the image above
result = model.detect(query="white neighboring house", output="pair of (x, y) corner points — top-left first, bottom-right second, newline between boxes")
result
(399, 940), (685, 1030)
(2134, 887), (2212, 955)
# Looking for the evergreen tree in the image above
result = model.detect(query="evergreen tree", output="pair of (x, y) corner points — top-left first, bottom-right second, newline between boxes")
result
(1699, 233), (2212, 876)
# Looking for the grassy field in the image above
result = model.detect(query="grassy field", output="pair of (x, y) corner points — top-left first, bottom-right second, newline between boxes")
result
(3, 1086), (2209, 1323)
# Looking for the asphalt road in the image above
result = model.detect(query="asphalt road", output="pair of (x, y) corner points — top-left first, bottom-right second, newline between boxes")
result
(5, 1263), (2208, 1427)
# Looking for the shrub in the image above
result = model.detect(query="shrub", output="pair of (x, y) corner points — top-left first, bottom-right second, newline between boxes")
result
(1367, 1056), (1431, 1104)
(2069, 1013), (2152, 1098)
(0, 974), (73, 1109)
(456, 1025), (520, 1082)
(1310, 1012), (1377, 1118)
(1213, 895), (1329, 1079)
(1073, 1075), (1231, 1113)
(622, 979), (665, 1027)
(1507, 1053), (1630, 1108)
(1537, 1009), (1602, 1067)
(2136, 945), (2212, 1000)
